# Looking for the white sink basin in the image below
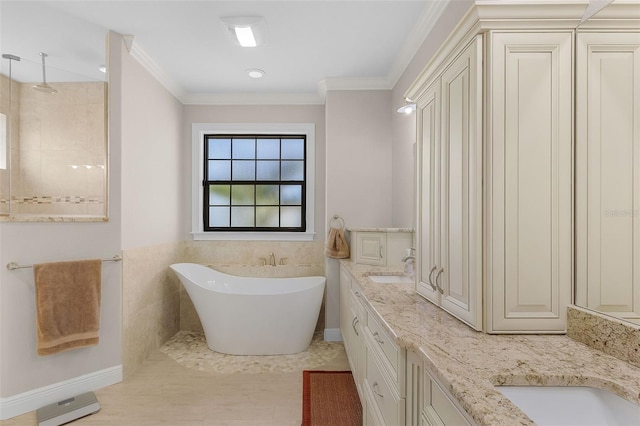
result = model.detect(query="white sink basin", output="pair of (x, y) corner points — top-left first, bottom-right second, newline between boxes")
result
(367, 275), (414, 284)
(497, 386), (640, 426)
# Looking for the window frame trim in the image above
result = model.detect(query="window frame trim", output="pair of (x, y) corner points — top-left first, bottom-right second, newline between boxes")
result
(191, 123), (316, 241)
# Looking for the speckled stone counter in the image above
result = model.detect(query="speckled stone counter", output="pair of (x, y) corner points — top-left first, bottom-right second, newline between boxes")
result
(340, 260), (640, 425)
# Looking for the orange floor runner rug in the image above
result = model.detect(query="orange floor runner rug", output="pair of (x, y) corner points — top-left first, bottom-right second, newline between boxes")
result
(302, 370), (362, 426)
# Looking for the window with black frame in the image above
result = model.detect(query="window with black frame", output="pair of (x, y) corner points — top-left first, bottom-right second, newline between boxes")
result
(203, 135), (306, 232)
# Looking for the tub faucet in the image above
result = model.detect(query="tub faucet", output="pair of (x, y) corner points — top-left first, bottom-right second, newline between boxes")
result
(269, 252), (276, 266)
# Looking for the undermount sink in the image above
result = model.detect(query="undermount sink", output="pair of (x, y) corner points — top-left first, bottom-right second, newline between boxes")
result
(367, 275), (414, 284)
(497, 386), (640, 426)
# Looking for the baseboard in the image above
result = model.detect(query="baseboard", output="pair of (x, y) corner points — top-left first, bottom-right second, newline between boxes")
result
(324, 328), (342, 342)
(0, 365), (122, 420)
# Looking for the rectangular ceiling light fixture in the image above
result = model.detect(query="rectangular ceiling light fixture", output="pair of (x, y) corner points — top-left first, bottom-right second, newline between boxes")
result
(222, 16), (267, 48)
(234, 26), (257, 47)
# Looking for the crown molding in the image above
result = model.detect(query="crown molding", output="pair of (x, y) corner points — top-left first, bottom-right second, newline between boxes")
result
(128, 39), (187, 102)
(181, 92), (324, 106)
(386, 0), (452, 89)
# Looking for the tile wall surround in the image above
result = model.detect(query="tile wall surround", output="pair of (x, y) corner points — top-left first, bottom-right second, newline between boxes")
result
(0, 79), (107, 218)
(567, 305), (640, 368)
(122, 241), (183, 378)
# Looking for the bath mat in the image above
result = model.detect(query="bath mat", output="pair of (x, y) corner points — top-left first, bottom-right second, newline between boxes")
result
(160, 331), (343, 374)
(302, 370), (362, 426)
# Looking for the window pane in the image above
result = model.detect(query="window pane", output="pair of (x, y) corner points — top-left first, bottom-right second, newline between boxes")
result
(232, 160), (255, 180)
(257, 207), (279, 227)
(281, 138), (304, 159)
(256, 161), (280, 180)
(231, 206), (254, 227)
(208, 160), (230, 180)
(231, 185), (254, 205)
(282, 161), (304, 180)
(281, 206), (301, 227)
(209, 206), (230, 227)
(209, 185), (230, 205)
(256, 185), (279, 205)
(281, 185), (301, 205)
(209, 138), (230, 159)
(232, 138), (255, 159)
(257, 139), (280, 159)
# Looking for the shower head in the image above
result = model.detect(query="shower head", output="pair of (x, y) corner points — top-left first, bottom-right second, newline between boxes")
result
(33, 52), (57, 94)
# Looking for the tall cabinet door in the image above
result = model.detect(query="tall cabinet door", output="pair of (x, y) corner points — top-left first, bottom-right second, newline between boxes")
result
(576, 32), (640, 321)
(486, 32), (574, 332)
(416, 78), (441, 306)
(438, 36), (483, 329)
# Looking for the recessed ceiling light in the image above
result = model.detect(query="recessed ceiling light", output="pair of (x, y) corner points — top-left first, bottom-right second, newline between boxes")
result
(247, 69), (265, 79)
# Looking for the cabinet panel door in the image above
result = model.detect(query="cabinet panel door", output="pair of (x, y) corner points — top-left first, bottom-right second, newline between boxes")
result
(416, 78), (441, 305)
(576, 32), (640, 321)
(438, 36), (483, 329)
(487, 32), (573, 332)
(355, 232), (386, 266)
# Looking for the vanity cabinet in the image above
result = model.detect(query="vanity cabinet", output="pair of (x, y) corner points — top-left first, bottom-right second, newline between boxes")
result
(575, 32), (640, 322)
(405, 350), (473, 426)
(341, 265), (407, 425)
(339, 266), (366, 401)
(363, 302), (406, 426)
(411, 7), (586, 332)
(349, 229), (413, 267)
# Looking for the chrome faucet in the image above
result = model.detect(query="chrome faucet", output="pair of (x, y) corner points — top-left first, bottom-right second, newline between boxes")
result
(402, 247), (416, 263)
(269, 252), (276, 266)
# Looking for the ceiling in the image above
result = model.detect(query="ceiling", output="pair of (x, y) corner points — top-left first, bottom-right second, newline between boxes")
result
(0, 1), (452, 104)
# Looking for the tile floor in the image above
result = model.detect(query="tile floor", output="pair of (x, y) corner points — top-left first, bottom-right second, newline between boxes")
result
(1, 333), (350, 426)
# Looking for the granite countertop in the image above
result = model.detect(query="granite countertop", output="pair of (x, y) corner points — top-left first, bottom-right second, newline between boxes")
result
(345, 227), (414, 233)
(340, 260), (640, 425)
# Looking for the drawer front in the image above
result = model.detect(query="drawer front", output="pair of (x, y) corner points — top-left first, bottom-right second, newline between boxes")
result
(367, 311), (401, 381)
(366, 347), (404, 426)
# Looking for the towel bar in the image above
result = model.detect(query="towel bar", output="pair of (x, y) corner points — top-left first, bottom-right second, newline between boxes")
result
(6, 255), (122, 271)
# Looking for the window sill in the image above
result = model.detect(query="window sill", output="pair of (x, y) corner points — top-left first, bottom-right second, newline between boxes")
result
(191, 231), (316, 241)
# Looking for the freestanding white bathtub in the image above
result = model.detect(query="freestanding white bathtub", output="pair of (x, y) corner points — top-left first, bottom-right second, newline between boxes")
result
(170, 263), (325, 355)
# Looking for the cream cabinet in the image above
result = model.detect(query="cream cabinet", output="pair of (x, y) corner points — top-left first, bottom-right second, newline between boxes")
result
(405, 350), (473, 426)
(485, 31), (574, 332)
(575, 32), (640, 322)
(350, 229), (413, 267)
(363, 303), (406, 426)
(416, 36), (483, 330)
(415, 29), (574, 332)
(339, 266), (366, 401)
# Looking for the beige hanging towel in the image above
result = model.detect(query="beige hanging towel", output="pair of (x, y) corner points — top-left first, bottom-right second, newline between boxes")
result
(34, 259), (102, 356)
(325, 227), (350, 259)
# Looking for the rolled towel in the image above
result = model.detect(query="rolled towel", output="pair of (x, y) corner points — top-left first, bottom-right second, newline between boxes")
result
(34, 259), (102, 356)
(325, 227), (350, 259)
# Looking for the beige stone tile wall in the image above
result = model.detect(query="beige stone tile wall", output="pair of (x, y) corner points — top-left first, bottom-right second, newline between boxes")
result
(122, 241), (183, 378)
(567, 305), (640, 368)
(12, 81), (106, 216)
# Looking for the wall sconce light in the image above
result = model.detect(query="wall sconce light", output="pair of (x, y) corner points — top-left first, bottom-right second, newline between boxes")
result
(221, 16), (268, 47)
(396, 102), (417, 115)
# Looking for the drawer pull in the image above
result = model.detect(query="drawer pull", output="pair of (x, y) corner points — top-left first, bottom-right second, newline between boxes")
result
(372, 331), (385, 345)
(372, 381), (384, 398)
(352, 317), (360, 336)
(354, 291), (362, 298)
